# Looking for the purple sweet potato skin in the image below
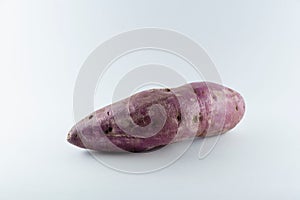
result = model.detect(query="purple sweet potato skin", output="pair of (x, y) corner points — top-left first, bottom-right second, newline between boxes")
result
(67, 82), (245, 152)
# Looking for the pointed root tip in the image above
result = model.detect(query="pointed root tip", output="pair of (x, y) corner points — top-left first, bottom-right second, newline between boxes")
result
(67, 127), (86, 149)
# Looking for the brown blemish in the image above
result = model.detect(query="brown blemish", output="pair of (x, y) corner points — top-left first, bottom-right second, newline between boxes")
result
(199, 113), (204, 122)
(235, 105), (239, 111)
(165, 88), (171, 92)
(228, 88), (234, 93)
(107, 111), (110, 115)
(177, 113), (182, 124)
(104, 126), (113, 134)
(88, 115), (93, 119)
(212, 95), (217, 100)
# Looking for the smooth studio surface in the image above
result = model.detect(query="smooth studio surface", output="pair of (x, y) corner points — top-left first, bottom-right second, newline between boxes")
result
(0, 1), (299, 199)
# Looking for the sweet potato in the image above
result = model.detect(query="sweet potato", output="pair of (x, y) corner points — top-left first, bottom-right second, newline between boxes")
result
(67, 82), (245, 152)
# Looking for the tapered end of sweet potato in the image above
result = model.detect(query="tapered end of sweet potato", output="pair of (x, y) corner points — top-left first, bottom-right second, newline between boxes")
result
(67, 127), (85, 149)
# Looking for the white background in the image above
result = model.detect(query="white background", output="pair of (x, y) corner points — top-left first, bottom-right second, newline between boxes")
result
(1, 0), (300, 199)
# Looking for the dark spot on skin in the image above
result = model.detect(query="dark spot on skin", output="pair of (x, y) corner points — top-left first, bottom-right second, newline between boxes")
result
(165, 88), (171, 92)
(201, 90), (205, 95)
(199, 113), (204, 122)
(74, 133), (78, 138)
(177, 113), (182, 124)
(104, 126), (113, 134)
(212, 95), (217, 100)
(235, 105), (239, 111)
(88, 115), (93, 119)
(228, 88), (234, 93)
(107, 111), (110, 115)
(192, 88), (198, 95)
